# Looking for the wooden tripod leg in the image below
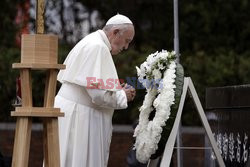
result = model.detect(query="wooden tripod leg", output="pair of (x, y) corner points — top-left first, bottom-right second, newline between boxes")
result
(12, 118), (32, 167)
(43, 118), (49, 167)
(43, 70), (60, 167)
(44, 118), (60, 167)
(12, 69), (33, 167)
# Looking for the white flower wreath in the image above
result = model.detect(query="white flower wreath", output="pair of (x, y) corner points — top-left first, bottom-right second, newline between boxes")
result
(133, 50), (177, 163)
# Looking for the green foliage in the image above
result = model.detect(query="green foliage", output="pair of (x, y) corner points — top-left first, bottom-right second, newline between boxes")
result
(0, 0), (21, 47)
(0, 48), (20, 121)
(79, 0), (174, 50)
(0, 0), (21, 121)
(1, 0), (250, 125)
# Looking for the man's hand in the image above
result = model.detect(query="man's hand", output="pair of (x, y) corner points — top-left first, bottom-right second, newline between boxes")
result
(122, 84), (136, 102)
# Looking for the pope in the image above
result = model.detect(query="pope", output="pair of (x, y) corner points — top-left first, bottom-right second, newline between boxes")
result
(55, 14), (136, 167)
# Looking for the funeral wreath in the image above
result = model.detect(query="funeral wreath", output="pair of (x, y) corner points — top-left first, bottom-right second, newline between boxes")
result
(133, 50), (184, 163)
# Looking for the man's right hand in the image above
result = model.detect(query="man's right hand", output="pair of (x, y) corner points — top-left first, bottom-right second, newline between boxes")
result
(122, 84), (136, 102)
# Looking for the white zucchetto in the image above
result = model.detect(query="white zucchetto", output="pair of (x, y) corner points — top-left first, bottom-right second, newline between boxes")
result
(105, 14), (133, 25)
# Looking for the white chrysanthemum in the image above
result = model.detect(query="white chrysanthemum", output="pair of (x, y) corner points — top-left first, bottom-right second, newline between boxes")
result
(136, 66), (141, 76)
(134, 50), (177, 163)
(158, 62), (165, 70)
(152, 69), (162, 80)
(159, 51), (167, 59)
(146, 54), (156, 67)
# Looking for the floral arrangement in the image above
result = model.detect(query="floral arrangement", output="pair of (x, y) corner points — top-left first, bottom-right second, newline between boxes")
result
(133, 50), (184, 163)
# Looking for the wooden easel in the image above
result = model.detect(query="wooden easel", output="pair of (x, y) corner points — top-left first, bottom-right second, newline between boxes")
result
(11, 0), (65, 166)
(11, 63), (65, 167)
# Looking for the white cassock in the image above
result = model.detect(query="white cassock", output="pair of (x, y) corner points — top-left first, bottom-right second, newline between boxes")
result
(55, 30), (128, 167)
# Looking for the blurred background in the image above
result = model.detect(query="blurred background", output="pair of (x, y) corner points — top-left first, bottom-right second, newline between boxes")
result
(1, 0), (250, 125)
(1, 0), (250, 166)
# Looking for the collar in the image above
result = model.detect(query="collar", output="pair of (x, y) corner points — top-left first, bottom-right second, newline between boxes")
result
(97, 30), (111, 51)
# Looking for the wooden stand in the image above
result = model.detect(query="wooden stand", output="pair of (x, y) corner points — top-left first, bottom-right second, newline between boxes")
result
(11, 34), (65, 167)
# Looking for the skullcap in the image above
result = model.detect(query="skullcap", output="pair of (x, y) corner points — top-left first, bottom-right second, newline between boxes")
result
(105, 14), (133, 25)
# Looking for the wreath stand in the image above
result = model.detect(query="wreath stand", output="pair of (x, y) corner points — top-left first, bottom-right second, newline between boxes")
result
(147, 77), (226, 167)
(10, 0), (65, 166)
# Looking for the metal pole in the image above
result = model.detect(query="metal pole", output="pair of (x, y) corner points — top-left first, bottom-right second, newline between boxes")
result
(174, 0), (182, 166)
(176, 126), (183, 167)
(174, 0), (180, 63)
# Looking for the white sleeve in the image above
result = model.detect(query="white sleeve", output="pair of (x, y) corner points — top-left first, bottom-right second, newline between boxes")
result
(86, 88), (128, 109)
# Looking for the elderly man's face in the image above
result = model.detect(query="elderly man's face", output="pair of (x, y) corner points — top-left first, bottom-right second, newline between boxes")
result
(110, 25), (134, 55)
